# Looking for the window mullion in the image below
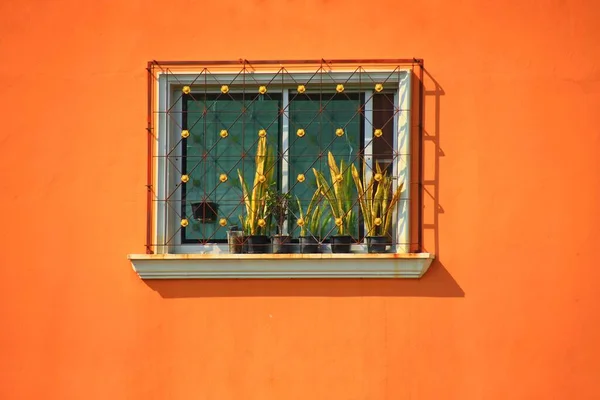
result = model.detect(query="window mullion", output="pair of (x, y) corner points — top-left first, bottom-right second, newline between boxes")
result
(395, 72), (411, 253)
(281, 89), (290, 234)
(156, 76), (169, 254)
(363, 90), (374, 242)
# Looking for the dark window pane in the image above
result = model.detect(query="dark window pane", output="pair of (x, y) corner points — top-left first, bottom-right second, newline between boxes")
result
(182, 94), (281, 242)
(288, 93), (362, 239)
(372, 93), (395, 173)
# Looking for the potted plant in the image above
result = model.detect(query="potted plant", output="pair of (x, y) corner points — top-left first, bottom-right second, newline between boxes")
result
(313, 152), (356, 253)
(226, 224), (244, 254)
(351, 162), (403, 253)
(296, 188), (331, 254)
(237, 136), (275, 253)
(267, 187), (296, 254)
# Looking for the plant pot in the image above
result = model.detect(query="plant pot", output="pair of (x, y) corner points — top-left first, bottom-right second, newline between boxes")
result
(246, 235), (270, 254)
(227, 229), (244, 254)
(299, 236), (320, 254)
(191, 201), (218, 223)
(366, 236), (390, 253)
(331, 235), (352, 253)
(271, 235), (292, 254)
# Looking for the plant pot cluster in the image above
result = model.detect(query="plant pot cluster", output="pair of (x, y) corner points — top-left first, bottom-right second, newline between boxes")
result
(228, 234), (371, 254)
(227, 233), (325, 254)
(226, 137), (403, 254)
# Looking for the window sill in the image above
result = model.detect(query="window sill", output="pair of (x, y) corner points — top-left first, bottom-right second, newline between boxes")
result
(128, 253), (434, 279)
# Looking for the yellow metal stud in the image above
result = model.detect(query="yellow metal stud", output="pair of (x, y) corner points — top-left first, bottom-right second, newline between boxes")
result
(374, 173), (383, 182)
(221, 85), (229, 94)
(374, 217), (382, 226)
(375, 83), (384, 92)
(181, 174), (190, 183)
(258, 174), (266, 183)
(181, 130), (190, 138)
(374, 128), (383, 138)
(258, 129), (267, 138)
(335, 217), (343, 226)
(182, 86), (191, 94)
(296, 128), (305, 138)
(180, 218), (189, 227)
(220, 129), (228, 138)
(258, 218), (266, 227)
(297, 174), (306, 182)
(297, 85), (306, 94)
(219, 174), (228, 183)
(336, 84), (344, 93)
(258, 85), (267, 94)
(336, 128), (344, 137)
(219, 218), (227, 227)
(297, 218), (305, 226)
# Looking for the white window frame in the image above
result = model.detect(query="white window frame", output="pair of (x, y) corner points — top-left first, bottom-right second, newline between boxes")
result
(153, 69), (412, 255)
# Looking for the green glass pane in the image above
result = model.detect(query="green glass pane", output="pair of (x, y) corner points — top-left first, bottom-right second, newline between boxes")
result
(289, 94), (361, 239)
(183, 96), (280, 242)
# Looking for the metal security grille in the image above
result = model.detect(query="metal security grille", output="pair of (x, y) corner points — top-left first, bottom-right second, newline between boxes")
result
(146, 59), (424, 254)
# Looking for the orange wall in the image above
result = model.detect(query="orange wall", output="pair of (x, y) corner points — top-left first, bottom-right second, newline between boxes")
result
(1, 0), (600, 399)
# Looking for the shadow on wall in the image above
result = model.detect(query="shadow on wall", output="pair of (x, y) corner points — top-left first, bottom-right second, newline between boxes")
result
(420, 65), (444, 259)
(145, 65), (462, 299)
(145, 261), (463, 298)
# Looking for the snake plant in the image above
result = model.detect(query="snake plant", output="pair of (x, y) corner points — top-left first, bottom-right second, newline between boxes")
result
(296, 187), (331, 238)
(351, 162), (403, 237)
(312, 152), (355, 236)
(237, 136), (275, 235)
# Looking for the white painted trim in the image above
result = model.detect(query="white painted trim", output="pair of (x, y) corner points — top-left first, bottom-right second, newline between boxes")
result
(155, 75), (168, 254)
(363, 90), (374, 241)
(396, 72), (411, 253)
(281, 89), (290, 234)
(170, 89), (184, 252)
(129, 253), (434, 279)
(155, 71), (409, 86)
(363, 90), (374, 197)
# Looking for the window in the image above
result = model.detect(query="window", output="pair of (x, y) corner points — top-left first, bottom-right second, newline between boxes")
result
(146, 60), (420, 256)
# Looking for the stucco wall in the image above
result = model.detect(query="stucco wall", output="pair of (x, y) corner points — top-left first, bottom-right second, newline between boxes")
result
(1, 0), (599, 398)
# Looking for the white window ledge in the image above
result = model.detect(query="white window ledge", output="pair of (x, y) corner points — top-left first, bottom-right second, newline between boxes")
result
(128, 253), (434, 279)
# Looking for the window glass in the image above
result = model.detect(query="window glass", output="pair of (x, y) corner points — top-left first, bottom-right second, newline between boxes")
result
(182, 94), (281, 242)
(288, 93), (362, 239)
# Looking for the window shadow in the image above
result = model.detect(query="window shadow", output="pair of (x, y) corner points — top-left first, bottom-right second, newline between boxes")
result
(144, 259), (463, 298)
(419, 65), (444, 259)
